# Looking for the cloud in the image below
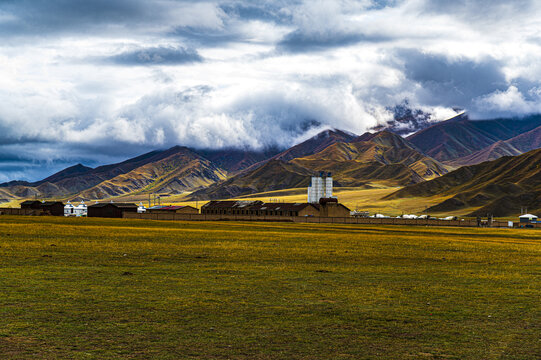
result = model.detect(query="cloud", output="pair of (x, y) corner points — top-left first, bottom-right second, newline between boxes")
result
(473, 86), (541, 118)
(1, 0), (541, 181)
(396, 49), (508, 108)
(277, 29), (384, 52)
(105, 46), (203, 65)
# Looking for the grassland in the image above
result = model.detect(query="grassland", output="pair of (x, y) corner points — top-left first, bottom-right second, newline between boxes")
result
(0, 216), (539, 359)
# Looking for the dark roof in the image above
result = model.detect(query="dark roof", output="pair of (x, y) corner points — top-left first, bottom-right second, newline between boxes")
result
(203, 200), (317, 212)
(20, 200), (41, 205)
(41, 201), (64, 206)
(319, 197), (338, 205)
(202, 200), (263, 209)
(89, 202), (137, 209)
(150, 205), (196, 211)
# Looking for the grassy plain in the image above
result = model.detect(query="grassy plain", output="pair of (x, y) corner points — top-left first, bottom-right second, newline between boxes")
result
(0, 216), (540, 359)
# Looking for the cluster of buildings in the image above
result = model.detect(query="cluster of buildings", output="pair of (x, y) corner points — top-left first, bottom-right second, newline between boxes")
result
(19, 173), (537, 224)
(17, 173), (351, 219)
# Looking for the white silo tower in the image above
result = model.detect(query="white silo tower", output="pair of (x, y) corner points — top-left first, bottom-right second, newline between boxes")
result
(307, 172), (326, 203)
(325, 172), (333, 198)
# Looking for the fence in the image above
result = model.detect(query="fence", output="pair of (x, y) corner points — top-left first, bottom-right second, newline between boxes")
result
(1, 208), (533, 228)
(122, 212), (527, 228)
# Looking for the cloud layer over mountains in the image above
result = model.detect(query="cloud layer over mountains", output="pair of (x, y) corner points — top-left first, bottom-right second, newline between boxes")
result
(1, 0), (541, 181)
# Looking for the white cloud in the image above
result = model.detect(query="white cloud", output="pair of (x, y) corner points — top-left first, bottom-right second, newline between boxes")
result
(473, 86), (541, 117)
(1, 0), (541, 180)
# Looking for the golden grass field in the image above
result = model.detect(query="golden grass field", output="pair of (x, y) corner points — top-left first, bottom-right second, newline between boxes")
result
(0, 215), (539, 359)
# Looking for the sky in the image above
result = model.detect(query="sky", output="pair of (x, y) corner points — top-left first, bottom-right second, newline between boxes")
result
(1, 0), (541, 181)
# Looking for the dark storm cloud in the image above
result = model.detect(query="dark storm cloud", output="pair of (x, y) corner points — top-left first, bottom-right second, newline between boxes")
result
(397, 49), (507, 108)
(171, 27), (241, 46)
(0, 0), (159, 38)
(106, 46), (203, 65)
(277, 30), (386, 53)
(219, 1), (295, 23)
(423, 0), (533, 15)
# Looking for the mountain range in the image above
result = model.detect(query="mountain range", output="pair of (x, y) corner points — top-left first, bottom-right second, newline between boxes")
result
(2, 113), (541, 216)
(387, 148), (541, 217)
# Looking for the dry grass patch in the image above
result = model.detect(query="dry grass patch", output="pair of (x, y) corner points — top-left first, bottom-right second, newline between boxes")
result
(0, 216), (539, 359)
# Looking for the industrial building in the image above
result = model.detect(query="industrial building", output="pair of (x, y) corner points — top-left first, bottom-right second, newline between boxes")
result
(201, 199), (349, 218)
(147, 205), (199, 214)
(308, 172), (334, 203)
(87, 202), (138, 218)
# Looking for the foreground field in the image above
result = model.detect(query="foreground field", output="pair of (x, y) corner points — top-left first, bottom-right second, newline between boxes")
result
(0, 216), (539, 359)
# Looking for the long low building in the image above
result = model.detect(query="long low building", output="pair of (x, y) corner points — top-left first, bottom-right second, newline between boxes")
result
(201, 198), (350, 218)
(147, 205), (199, 214)
(21, 200), (64, 216)
(88, 203), (138, 218)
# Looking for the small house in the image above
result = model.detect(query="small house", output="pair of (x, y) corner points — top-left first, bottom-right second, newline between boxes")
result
(137, 202), (147, 213)
(317, 198), (351, 217)
(74, 201), (87, 217)
(64, 201), (75, 216)
(519, 214), (538, 223)
(88, 202), (138, 218)
(40, 201), (64, 216)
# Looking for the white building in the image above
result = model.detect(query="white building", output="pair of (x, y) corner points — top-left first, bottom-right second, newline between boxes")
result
(519, 214), (537, 223)
(307, 172), (334, 203)
(137, 202), (147, 213)
(64, 201), (75, 216)
(74, 201), (87, 217)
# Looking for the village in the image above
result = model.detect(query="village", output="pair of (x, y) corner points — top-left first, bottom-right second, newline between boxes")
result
(2, 173), (539, 229)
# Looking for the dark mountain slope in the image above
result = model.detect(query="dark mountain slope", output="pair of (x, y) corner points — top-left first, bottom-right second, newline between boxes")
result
(195, 148), (279, 173)
(407, 114), (541, 162)
(387, 149), (541, 216)
(188, 160), (314, 200)
(78, 147), (226, 200)
(296, 131), (447, 179)
(273, 129), (357, 162)
(1, 146), (228, 199)
(448, 124), (541, 166)
(189, 130), (443, 200)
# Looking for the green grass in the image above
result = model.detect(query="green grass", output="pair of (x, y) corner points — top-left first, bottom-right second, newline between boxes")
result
(0, 216), (540, 359)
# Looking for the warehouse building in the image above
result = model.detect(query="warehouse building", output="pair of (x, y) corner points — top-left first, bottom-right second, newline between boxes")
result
(201, 199), (349, 218)
(21, 200), (64, 216)
(88, 202), (138, 218)
(147, 205), (199, 214)
(20, 200), (42, 210)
